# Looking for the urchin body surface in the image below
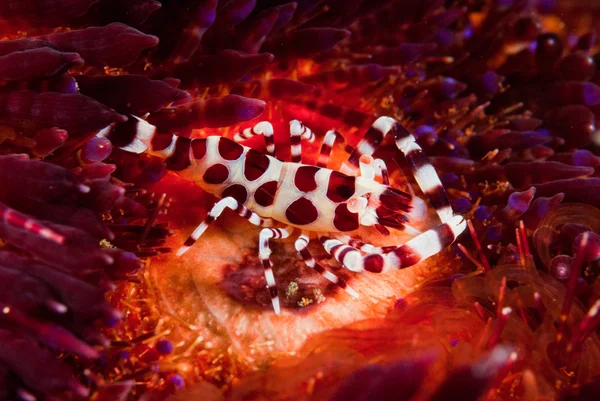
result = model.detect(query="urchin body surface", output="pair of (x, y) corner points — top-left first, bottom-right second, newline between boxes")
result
(112, 116), (467, 314)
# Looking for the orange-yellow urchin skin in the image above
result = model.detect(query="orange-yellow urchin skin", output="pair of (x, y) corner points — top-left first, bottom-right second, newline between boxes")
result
(146, 173), (459, 366)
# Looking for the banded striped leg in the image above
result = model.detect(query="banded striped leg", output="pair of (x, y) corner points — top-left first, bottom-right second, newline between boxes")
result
(234, 121), (275, 155)
(335, 234), (396, 254)
(341, 116), (453, 223)
(317, 131), (386, 181)
(359, 155), (376, 179)
(295, 233), (359, 298)
(259, 226), (294, 315)
(290, 120), (314, 163)
(320, 236), (365, 273)
(321, 215), (466, 273)
(177, 197), (274, 256)
(373, 158), (390, 185)
(317, 130), (343, 167)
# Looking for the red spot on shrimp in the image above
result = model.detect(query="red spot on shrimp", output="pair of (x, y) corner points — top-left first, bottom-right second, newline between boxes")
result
(254, 180), (278, 207)
(364, 254), (385, 273)
(203, 163), (229, 184)
(191, 138), (207, 159)
(165, 137), (191, 171)
(393, 246), (421, 267)
(222, 184), (248, 204)
(286, 197), (318, 225)
(333, 203), (359, 231)
(244, 148), (270, 181)
(327, 171), (355, 202)
(294, 166), (319, 192)
(218, 137), (244, 160)
(151, 132), (174, 151)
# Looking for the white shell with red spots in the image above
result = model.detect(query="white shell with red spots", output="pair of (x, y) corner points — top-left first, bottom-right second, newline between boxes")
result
(182, 136), (394, 233)
(180, 136), (379, 232)
(188, 136), (283, 218)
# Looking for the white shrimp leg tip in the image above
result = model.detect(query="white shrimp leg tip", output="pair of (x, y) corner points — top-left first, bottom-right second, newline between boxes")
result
(176, 247), (189, 257)
(346, 285), (359, 299)
(272, 298), (281, 315)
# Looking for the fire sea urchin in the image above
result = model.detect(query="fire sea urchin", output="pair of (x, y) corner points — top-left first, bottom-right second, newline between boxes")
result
(1, 0), (600, 400)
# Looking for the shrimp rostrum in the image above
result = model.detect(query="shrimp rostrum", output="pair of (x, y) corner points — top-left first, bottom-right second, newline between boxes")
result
(108, 116), (467, 314)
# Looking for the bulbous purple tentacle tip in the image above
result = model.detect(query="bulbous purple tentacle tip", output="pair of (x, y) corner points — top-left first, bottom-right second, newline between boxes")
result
(81, 179), (127, 212)
(575, 30), (596, 52)
(504, 161), (595, 188)
(0, 39), (59, 57)
(220, 0), (256, 25)
(503, 187), (536, 220)
(104, 249), (145, 277)
(481, 71), (504, 95)
(3, 308), (100, 358)
(0, 47), (83, 81)
(258, 52), (275, 64)
(306, 27), (351, 51)
(436, 77), (468, 100)
(573, 150), (600, 167)
(63, 51), (85, 65)
(81, 137), (113, 163)
(147, 94), (267, 130)
(271, 2), (298, 32)
(508, 117), (542, 131)
(559, 51), (595, 81)
(583, 81), (600, 105)
(149, 1), (162, 11)
(162, 77), (181, 88)
(536, 33), (563, 64)
(32, 128), (68, 157)
(573, 231), (600, 261)
(75, 162), (118, 180)
(145, 34), (160, 47)
(38, 23), (160, 67)
(116, 113), (129, 123)
(156, 339), (174, 355)
(197, 0), (218, 25)
(224, 95), (266, 122)
(522, 192), (564, 228)
(104, 315), (120, 328)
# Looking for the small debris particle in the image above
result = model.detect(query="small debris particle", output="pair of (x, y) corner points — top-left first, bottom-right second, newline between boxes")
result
(297, 297), (313, 307)
(313, 289), (326, 304)
(286, 279), (299, 297)
(99, 239), (115, 249)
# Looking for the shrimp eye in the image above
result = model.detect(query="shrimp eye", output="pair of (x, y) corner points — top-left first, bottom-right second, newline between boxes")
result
(347, 196), (368, 213)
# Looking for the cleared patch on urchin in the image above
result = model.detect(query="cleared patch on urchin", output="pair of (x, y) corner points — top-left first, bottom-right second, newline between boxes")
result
(220, 241), (352, 312)
(144, 175), (453, 369)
